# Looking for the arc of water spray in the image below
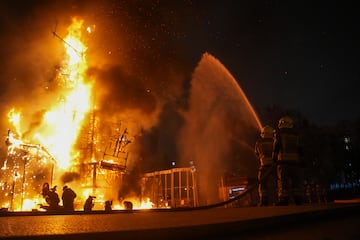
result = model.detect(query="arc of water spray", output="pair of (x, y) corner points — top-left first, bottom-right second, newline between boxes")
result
(213, 53), (263, 130)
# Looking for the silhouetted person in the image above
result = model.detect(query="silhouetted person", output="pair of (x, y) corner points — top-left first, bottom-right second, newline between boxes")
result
(123, 201), (133, 210)
(48, 186), (60, 210)
(84, 196), (95, 212)
(273, 116), (304, 206)
(104, 200), (112, 212)
(62, 186), (77, 211)
(255, 125), (277, 206)
(42, 182), (51, 205)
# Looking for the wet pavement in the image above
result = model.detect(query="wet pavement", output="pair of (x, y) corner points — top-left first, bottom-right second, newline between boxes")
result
(1, 202), (360, 240)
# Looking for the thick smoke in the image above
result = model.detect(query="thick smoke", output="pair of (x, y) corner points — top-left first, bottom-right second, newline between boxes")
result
(60, 171), (81, 185)
(86, 65), (160, 130)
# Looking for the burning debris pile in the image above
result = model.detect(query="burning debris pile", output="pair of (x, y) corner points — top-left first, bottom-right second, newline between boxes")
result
(0, 130), (56, 211)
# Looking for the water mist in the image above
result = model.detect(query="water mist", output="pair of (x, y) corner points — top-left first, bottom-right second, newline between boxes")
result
(178, 53), (262, 205)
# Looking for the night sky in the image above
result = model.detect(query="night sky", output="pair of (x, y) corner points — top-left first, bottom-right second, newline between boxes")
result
(0, 0), (359, 127)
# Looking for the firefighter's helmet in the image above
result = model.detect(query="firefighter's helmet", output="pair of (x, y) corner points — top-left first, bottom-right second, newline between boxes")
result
(278, 116), (293, 129)
(260, 125), (274, 139)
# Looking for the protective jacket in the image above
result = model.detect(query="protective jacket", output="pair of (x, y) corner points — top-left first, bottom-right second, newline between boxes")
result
(273, 128), (301, 163)
(255, 137), (274, 167)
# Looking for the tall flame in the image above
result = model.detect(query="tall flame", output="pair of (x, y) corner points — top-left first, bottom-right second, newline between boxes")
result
(7, 17), (92, 169)
(41, 17), (92, 168)
(7, 109), (22, 137)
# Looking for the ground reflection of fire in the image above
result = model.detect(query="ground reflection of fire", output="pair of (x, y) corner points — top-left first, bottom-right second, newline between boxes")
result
(0, 17), (152, 212)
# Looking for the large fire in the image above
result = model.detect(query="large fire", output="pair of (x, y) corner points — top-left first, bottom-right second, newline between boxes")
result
(42, 18), (91, 169)
(7, 18), (91, 170)
(0, 18), (154, 212)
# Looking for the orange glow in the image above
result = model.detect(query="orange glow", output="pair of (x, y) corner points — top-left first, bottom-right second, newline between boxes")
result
(3, 17), (93, 211)
(36, 17), (91, 169)
(2, 17), (155, 212)
(7, 108), (22, 136)
(6, 18), (92, 169)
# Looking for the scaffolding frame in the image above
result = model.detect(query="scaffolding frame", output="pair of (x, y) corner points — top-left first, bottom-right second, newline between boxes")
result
(143, 167), (198, 208)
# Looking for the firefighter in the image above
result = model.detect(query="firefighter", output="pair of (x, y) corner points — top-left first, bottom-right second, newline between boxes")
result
(255, 125), (277, 206)
(273, 116), (304, 205)
(62, 185), (77, 211)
